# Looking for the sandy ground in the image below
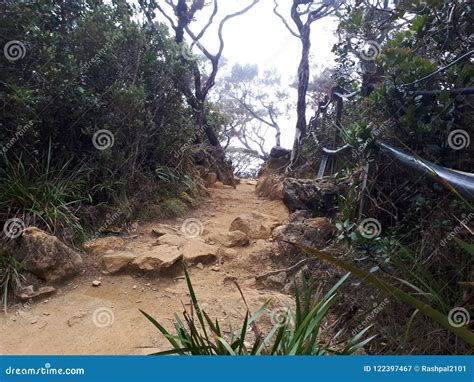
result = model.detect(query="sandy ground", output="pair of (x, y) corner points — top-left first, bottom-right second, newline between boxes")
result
(0, 182), (292, 355)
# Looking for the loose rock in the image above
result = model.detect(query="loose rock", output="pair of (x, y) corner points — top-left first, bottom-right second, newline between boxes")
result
(18, 227), (83, 283)
(182, 241), (217, 265)
(154, 233), (186, 248)
(151, 224), (180, 237)
(229, 212), (271, 239)
(205, 172), (217, 187)
(84, 236), (125, 255)
(67, 311), (87, 327)
(102, 251), (137, 274)
(132, 245), (182, 271)
(214, 230), (249, 247)
(282, 177), (347, 215)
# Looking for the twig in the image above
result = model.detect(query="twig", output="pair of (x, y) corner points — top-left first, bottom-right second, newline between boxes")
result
(231, 280), (261, 340)
(255, 259), (307, 282)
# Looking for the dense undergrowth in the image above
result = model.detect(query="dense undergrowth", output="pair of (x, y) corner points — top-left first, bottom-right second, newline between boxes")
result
(0, 1), (224, 243)
(293, 0), (473, 355)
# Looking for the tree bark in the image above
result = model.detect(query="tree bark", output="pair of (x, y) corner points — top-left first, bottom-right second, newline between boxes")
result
(291, 26), (311, 166)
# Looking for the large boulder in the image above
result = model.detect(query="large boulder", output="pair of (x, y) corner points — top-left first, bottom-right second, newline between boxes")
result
(131, 245), (182, 271)
(229, 212), (271, 240)
(182, 241), (217, 264)
(213, 230), (249, 247)
(270, 146), (291, 158)
(282, 177), (347, 215)
(18, 227), (83, 283)
(257, 147), (291, 176)
(275, 212), (334, 253)
(102, 251), (137, 273)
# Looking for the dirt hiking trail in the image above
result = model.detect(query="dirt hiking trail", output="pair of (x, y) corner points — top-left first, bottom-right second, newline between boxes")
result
(0, 182), (294, 355)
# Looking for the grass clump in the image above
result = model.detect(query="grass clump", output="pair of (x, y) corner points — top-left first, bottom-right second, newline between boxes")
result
(0, 253), (24, 312)
(140, 267), (374, 355)
(0, 153), (90, 242)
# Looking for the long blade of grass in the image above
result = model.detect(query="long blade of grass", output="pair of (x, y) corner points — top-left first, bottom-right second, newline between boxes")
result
(183, 265), (210, 343)
(454, 237), (474, 257)
(216, 337), (236, 355)
(139, 309), (181, 349)
(291, 242), (474, 346)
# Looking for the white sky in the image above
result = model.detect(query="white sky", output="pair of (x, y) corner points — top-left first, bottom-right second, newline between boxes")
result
(154, 0), (338, 150)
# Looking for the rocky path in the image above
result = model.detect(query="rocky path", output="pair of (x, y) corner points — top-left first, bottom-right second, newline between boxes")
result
(0, 182), (292, 355)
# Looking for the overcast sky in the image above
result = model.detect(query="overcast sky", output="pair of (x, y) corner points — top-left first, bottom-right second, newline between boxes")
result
(153, 0), (339, 150)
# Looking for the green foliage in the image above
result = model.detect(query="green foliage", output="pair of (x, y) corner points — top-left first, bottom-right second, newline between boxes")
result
(162, 198), (188, 218)
(141, 267), (373, 355)
(0, 153), (90, 241)
(0, 253), (24, 312)
(334, 0), (472, 165)
(0, 0), (225, 240)
(293, 243), (474, 347)
(329, 1), (473, 354)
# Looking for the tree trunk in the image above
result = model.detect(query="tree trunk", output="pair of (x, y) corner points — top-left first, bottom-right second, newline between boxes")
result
(275, 127), (281, 147)
(290, 27), (311, 168)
